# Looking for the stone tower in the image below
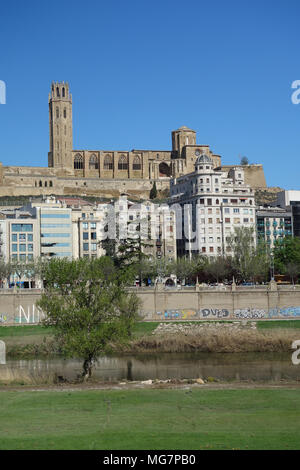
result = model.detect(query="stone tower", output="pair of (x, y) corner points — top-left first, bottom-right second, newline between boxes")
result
(172, 126), (196, 157)
(48, 81), (73, 173)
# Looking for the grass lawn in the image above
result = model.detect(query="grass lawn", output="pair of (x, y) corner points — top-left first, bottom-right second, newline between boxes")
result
(257, 320), (300, 329)
(0, 325), (54, 337)
(0, 388), (299, 450)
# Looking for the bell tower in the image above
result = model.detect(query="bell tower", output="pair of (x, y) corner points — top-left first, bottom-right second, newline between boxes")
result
(48, 81), (73, 171)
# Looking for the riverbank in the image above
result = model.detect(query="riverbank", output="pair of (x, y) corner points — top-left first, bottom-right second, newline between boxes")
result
(2, 321), (300, 358)
(0, 387), (300, 449)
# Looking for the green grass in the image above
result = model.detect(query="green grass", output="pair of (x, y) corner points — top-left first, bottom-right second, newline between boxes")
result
(257, 320), (300, 329)
(0, 388), (300, 449)
(0, 325), (54, 337)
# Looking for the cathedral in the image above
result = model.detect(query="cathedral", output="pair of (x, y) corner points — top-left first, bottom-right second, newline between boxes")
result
(0, 82), (266, 199)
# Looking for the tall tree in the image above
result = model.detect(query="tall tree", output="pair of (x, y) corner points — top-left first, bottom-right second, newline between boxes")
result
(273, 236), (300, 274)
(149, 182), (157, 200)
(37, 257), (140, 380)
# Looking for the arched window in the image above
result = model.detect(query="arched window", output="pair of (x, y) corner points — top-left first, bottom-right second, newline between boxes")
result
(56, 87), (60, 97)
(104, 154), (113, 170)
(56, 107), (59, 119)
(118, 154), (128, 170)
(39, 181), (42, 187)
(159, 162), (171, 177)
(62, 87), (65, 98)
(49, 181), (53, 187)
(45, 181), (48, 187)
(74, 154), (84, 170)
(63, 108), (67, 118)
(89, 154), (99, 170)
(133, 155), (141, 170)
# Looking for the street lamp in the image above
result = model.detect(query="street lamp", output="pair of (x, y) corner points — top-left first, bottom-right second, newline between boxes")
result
(270, 254), (275, 281)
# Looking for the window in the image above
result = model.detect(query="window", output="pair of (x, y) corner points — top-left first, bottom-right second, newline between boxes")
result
(233, 208), (240, 213)
(83, 232), (89, 240)
(91, 243), (97, 251)
(41, 213), (70, 218)
(19, 244), (26, 252)
(89, 154), (99, 170)
(133, 155), (141, 170)
(118, 154), (128, 170)
(12, 244), (17, 252)
(64, 108), (67, 118)
(12, 224), (33, 232)
(19, 234), (26, 241)
(209, 247), (214, 252)
(12, 234), (17, 242)
(74, 154), (84, 170)
(91, 232), (96, 240)
(207, 199), (212, 206)
(224, 208), (230, 214)
(225, 218), (230, 223)
(28, 244), (33, 252)
(83, 243), (89, 251)
(56, 107), (59, 118)
(104, 154), (113, 170)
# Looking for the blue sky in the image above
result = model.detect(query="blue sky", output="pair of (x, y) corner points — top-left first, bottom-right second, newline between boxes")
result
(0, 0), (299, 189)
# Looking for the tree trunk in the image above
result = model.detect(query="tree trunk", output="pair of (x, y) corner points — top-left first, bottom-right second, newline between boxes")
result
(82, 358), (93, 381)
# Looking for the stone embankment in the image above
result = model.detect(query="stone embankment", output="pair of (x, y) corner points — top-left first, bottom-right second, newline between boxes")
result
(152, 321), (257, 335)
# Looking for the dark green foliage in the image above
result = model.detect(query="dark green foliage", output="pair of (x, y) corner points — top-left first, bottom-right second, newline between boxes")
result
(273, 237), (300, 282)
(149, 181), (157, 200)
(37, 257), (140, 379)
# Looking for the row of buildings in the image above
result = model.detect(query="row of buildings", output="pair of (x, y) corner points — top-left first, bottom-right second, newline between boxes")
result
(0, 154), (299, 268)
(0, 196), (177, 266)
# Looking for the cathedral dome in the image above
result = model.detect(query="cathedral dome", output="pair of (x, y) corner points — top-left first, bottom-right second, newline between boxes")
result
(195, 154), (212, 165)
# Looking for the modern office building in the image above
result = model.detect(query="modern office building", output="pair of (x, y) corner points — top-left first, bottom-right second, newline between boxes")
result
(256, 206), (293, 248)
(272, 190), (300, 238)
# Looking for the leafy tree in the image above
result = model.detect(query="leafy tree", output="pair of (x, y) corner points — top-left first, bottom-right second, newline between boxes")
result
(149, 182), (157, 200)
(169, 257), (196, 283)
(37, 257), (140, 380)
(284, 262), (299, 285)
(273, 236), (300, 274)
(228, 226), (257, 281)
(0, 260), (12, 288)
(240, 156), (249, 165)
(205, 256), (229, 283)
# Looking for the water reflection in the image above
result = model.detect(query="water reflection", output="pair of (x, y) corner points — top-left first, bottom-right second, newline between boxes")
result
(1, 352), (300, 382)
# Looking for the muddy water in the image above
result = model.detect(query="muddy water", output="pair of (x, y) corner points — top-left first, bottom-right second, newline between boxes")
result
(1, 352), (300, 382)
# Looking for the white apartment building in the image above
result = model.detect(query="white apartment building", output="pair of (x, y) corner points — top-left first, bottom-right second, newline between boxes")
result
(168, 154), (256, 257)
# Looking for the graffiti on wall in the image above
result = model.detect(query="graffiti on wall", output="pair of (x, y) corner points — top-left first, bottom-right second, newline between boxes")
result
(153, 308), (230, 320)
(234, 308), (267, 319)
(0, 313), (7, 323)
(156, 309), (198, 320)
(14, 304), (44, 324)
(200, 308), (229, 318)
(268, 307), (300, 318)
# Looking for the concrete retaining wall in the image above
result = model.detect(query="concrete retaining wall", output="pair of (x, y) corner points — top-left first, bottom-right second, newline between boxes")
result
(1, 287), (300, 324)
